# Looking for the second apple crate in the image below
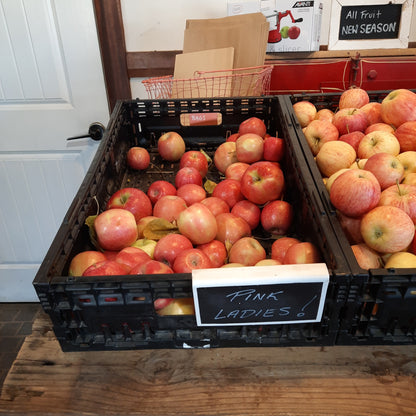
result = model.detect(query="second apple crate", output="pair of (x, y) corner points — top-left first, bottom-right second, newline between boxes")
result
(33, 96), (355, 351)
(281, 91), (416, 345)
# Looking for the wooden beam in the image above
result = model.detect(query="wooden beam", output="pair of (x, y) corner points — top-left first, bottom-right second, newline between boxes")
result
(93, 0), (131, 111)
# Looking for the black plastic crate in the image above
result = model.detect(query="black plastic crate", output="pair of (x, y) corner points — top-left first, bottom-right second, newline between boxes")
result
(33, 96), (353, 351)
(282, 91), (416, 345)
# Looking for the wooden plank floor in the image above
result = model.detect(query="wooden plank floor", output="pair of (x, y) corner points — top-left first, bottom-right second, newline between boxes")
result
(0, 312), (416, 416)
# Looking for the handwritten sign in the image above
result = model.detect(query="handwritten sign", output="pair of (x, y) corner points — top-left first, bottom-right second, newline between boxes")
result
(338, 4), (402, 40)
(192, 263), (329, 326)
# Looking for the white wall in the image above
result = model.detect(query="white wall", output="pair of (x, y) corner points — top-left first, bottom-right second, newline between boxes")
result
(121, 0), (416, 98)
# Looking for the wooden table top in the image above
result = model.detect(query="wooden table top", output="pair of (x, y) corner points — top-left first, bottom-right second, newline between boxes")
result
(0, 312), (415, 416)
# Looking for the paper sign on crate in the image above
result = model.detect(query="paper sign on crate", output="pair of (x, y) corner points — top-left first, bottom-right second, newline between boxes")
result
(192, 263), (329, 327)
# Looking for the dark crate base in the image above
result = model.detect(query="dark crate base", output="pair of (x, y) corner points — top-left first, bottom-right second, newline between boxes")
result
(34, 96), (354, 351)
(283, 91), (416, 346)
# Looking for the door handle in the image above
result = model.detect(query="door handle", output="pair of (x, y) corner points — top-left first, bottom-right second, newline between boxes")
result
(67, 122), (105, 141)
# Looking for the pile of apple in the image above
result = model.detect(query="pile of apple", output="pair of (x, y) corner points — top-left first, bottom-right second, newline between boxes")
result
(293, 87), (416, 269)
(69, 117), (323, 283)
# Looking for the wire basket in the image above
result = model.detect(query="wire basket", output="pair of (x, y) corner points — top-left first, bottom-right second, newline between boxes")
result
(142, 65), (273, 99)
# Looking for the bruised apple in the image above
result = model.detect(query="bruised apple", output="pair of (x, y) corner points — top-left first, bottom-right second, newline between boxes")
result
(173, 248), (212, 273)
(214, 141), (238, 173)
(228, 237), (266, 266)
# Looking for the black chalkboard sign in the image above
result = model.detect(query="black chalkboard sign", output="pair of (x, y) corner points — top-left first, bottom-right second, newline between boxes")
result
(339, 4), (402, 40)
(192, 264), (329, 326)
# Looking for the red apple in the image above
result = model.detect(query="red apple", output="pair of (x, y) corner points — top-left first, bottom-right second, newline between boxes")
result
(303, 119), (340, 155)
(365, 123), (395, 135)
(130, 259), (174, 275)
(69, 251), (107, 276)
(339, 87), (370, 109)
(226, 133), (240, 142)
(157, 131), (186, 161)
(315, 108), (334, 123)
(179, 150), (209, 178)
(333, 108), (368, 135)
(363, 152), (404, 190)
(228, 237), (266, 266)
(153, 233), (193, 267)
(176, 183), (206, 206)
(235, 133), (264, 163)
(231, 200), (261, 230)
(283, 242), (321, 265)
(147, 180), (176, 205)
(212, 178), (244, 209)
(329, 169), (381, 217)
(215, 212), (251, 245)
(200, 196), (230, 216)
(357, 130), (400, 159)
(107, 187), (152, 222)
(152, 195), (187, 222)
(271, 237), (301, 263)
(238, 117), (267, 138)
(380, 89), (416, 128)
(360, 102), (383, 125)
(360, 205), (415, 253)
(240, 161), (285, 205)
(174, 166), (203, 188)
(351, 243), (381, 269)
(378, 183), (416, 224)
(394, 121), (416, 152)
(225, 162), (250, 181)
(115, 246), (151, 272)
(316, 140), (356, 178)
(197, 239), (228, 268)
(83, 260), (129, 276)
(177, 202), (217, 245)
(213, 141), (238, 173)
(293, 101), (317, 128)
(337, 212), (364, 244)
(260, 200), (293, 236)
(339, 131), (365, 152)
(95, 208), (138, 251)
(127, 147), (150, 170)
(173, 248), (212, 273)
(263, 136), (285, 162)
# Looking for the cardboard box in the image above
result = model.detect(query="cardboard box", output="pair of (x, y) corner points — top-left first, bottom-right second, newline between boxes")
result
(227, 0), (323, 52)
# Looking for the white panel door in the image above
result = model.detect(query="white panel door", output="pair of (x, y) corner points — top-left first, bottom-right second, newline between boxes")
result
(0, 0), (109, 301)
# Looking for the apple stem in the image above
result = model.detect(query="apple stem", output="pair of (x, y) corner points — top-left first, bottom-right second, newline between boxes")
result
(93, 196), (100, 216)
(396, 179), (402, 196)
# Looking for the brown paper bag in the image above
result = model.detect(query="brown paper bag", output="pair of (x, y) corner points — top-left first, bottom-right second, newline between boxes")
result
(172, 47), (235, 98)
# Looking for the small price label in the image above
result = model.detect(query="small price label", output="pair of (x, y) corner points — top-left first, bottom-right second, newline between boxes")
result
(192, 263), (329, 327)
